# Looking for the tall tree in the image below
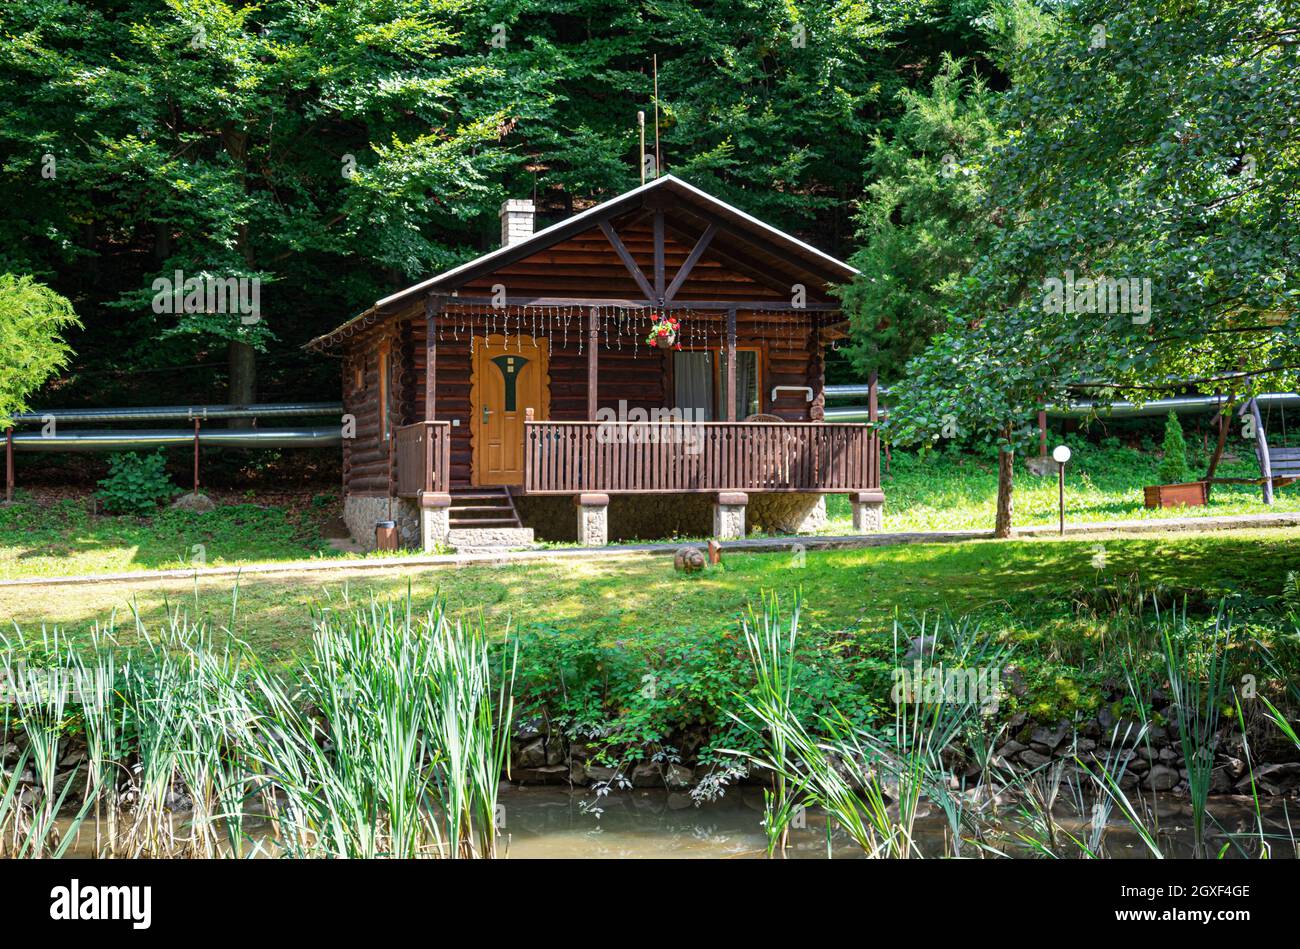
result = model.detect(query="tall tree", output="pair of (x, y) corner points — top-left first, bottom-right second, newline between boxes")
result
(839, 53), (1000, 382)
(1, 0), (534, 404)
(888, 0), (1300, 535)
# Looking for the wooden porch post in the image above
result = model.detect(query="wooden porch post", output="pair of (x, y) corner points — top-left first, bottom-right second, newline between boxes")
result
(587, 306), (599, 420)
(726, 306), (737, 421)
(868, 371), (883, 491)
(424, 295), (438, 421)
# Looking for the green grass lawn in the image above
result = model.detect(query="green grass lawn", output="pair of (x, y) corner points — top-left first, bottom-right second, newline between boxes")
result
(823, 434), (1300, 532)
(0, 435), (1291, 581)
(0, 495), (356, 580)
(5, 526), (1299, 662)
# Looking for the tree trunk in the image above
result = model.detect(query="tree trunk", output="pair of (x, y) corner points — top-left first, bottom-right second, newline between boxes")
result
(153, 221), (171, 267)
(222, 125), (258, 428)
(228, 340), (257, 425)
(1203, 392), (1235, 500)
(995, 438), (1014, 538)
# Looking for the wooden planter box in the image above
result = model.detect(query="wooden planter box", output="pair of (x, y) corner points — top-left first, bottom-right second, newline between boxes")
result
(1143, 482), (1208, 509)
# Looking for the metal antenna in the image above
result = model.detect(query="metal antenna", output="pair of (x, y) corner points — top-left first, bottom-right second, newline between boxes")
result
(653, 54), (661, 178)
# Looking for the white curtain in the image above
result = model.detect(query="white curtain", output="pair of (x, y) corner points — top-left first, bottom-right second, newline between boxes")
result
(674, 352), (713, 421)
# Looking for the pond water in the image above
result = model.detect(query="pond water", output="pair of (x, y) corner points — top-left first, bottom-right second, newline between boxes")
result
(495, 786), (1295, 859)
(49, 786), (1295, 859)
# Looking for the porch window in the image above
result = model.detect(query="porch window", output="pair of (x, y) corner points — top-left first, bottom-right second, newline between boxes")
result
(720, 349), (761, 420)
(674, 351), (714, 421)
(673, 349), (761, 420)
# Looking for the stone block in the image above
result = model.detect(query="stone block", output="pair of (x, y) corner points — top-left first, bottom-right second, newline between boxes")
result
(851, 490), (885, 533)
(712, 492), (747, 540)
(420, 493), (451, 551)
(575, 493), (609, 547)
(447, 527), (535, 553)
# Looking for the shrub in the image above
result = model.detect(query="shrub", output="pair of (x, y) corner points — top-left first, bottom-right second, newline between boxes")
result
(1157, 411), (1190, 485)
(96, 450), (177, 515)
(502, 619), (892, 767)
(0, 274), (81, 427)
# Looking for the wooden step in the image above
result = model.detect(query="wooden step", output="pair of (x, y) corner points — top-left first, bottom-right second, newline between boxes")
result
(448, 487), (523, 528)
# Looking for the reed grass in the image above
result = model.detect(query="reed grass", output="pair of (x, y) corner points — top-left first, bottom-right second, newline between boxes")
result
(723, 591), (1299, 860)
(1159, 609), (1231, 859)
(726, 607), (1009, 858)
(0, 592), (516, 859)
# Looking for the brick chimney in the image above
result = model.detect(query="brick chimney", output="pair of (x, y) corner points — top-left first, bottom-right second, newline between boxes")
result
(499, 199), (535, 247)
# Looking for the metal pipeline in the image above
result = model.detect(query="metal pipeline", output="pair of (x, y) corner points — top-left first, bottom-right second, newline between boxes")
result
(824, 406), (882, 423)
(10, 427), (342, 452)
(9, 402), (342, 424)
(823, 389), (1300, 422)
(824, 385), (880, 400)
(1046, 392), (1300, 419)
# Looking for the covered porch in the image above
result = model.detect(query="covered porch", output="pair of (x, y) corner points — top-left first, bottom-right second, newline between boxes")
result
(390, 294), (883, 547)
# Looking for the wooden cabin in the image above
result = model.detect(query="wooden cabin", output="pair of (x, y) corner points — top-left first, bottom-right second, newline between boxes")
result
(307, 175), (882, 551)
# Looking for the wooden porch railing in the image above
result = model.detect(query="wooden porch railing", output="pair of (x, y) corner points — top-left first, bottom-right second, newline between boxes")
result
(395, 421), (452, 497)
(524, 421), (879, 494)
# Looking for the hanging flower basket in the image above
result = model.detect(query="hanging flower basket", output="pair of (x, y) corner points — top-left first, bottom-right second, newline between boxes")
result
(646, 314), (681, 350)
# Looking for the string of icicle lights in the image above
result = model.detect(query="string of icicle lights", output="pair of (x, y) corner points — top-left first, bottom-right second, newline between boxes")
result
(433, 303), (822, 353)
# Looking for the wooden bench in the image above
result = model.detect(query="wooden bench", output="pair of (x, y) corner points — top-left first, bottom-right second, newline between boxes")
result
(1267, 446), (1300, 482)
(1206, 399), (1298, 501)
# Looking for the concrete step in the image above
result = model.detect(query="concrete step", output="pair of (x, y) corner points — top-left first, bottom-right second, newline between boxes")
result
(447, 527), (536, 552)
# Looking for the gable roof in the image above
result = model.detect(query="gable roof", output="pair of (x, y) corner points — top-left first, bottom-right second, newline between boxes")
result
(307, 174), (856, 351)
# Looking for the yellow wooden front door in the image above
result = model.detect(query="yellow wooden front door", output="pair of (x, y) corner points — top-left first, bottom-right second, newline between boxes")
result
(471, 334), (549, 485)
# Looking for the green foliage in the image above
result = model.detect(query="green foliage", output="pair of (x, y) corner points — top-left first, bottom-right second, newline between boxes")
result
(0, 274), (80, 426)
(1157, 412), (1190, 485)
(888, 0), (1300, 478)
(1282, 571), (1300, 616)
(506, 618), (890, 766)
(95, 450), (178, 515)
(840, 54), (1000, 381)
(0, 0), (997, 404)
(0, 596), (514, 858)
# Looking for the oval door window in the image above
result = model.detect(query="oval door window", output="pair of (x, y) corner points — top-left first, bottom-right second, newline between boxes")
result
(490, 354), (529, 412)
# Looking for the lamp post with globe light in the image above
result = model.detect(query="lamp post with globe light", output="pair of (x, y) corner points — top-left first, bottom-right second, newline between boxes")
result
(1053, 444), (1072, 535)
